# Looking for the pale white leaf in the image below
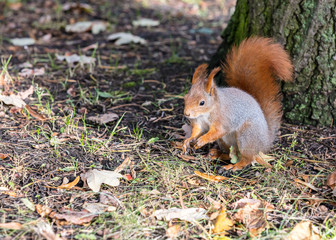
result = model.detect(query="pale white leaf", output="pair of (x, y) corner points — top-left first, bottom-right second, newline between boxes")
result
(56, 54), (95, 66)
(81, 169), (123, 192)
(65, 21), (92, 33)
(83, 202), (109, 214)
(65, 21), (106, 34)
(0, 94), (26, 108)
(91, 22), (107, 34)
(107, 32), (146, 45)
(132, 18), (160, 27)
(10, 38), (35, 46)
(19, 68), (45, 77)
(152, 208), (208, 222)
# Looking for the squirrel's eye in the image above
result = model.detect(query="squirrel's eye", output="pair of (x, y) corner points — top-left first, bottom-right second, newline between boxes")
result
(199, 101), (205, 106)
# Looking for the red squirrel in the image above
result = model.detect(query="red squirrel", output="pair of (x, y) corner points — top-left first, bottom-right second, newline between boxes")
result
(182, 36), (294, 171)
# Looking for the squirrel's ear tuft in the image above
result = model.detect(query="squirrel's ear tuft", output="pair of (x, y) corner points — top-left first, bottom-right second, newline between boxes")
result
(206, 67), (220, 93)
(192, 64), (208, 84)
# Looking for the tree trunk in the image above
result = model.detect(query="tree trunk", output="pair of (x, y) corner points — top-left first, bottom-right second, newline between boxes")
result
(210, 0), (336, 127)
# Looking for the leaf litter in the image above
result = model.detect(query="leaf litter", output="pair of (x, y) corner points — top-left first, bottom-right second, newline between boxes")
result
(0, 0), (335, 239)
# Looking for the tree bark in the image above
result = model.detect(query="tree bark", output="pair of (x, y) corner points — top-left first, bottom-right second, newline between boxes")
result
(210, 0), (336, 126)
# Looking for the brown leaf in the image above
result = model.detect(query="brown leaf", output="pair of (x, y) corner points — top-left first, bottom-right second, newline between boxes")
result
(254, 152), (273, 168)
(0, 222), (23, 230)
(194, 171), (227, 182)
(99, 191), (123, 208)
(1, 190), (17, 197)
(36, 204), (52, 217)
(326, 170), (336, 189)
(87, 113), (119, 125)
(25, 105), (47, 121)
(287, 221), (321, 240)
(57, 176), (80, 190)
(53, 210), (97, 225)
(0, 153), (9, 160)
(179, 154), (198, 161)
(213, 208), (234, 235)
(232, 199), (274, 237)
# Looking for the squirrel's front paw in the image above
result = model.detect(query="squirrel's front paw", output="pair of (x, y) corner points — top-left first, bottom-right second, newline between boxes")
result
(195, 137), (207, 149)
(182, 137), (194, 154)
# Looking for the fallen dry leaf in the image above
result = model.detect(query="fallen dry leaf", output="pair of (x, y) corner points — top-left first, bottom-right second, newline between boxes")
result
(0, 222), (23, 230)
(18, 85), (34, 99)
(33, 220), (64, 240)
(0, 153), (9, 160)
(179, 154), (198, 161)
(35, 204), (52, 217)
(152, 208), (209, 222)
(53, 210), (98, 225)
(65, 21), (107, 34)
(132, 18), (160, 27)
(166, 223), (180, 239)
(0, 94), (26, 108)
(81, 169), (123, 192)
(99, 191), (124, 208)
(57, 176), (80, 190)
(194, 171), (227, 182)
(1, 190), (17, 197)
(213, 208), (234, 235)
(19, 68), (45, 77)
(287, 221), (321, 240)
(107, 32), (147, 45)
(56, 54), (96, 67)
(326, 170), (336, 189)
(87, 113), (118, 125)
(254, 152), (273, 168)
(83, 202), (109, 214)
(232, 198), (274, 237)
(24, 105), (47, 121)
(10, 38), (35, 46)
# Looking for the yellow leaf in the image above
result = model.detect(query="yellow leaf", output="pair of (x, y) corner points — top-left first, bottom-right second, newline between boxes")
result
(194, 171), (227, 182)
(213, 208), (234, 235)
(58, 176), (80, 190)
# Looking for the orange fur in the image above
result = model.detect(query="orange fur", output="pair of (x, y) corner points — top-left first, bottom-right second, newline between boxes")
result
(192, 64), (208, 84)
(223, 37), (293, 141)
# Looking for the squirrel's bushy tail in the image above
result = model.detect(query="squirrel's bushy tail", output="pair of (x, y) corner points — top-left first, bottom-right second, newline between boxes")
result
(223, 37), (293, 143)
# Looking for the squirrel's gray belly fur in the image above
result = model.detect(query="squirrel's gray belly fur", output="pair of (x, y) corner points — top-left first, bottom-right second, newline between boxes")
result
(218, 87), (270, 154)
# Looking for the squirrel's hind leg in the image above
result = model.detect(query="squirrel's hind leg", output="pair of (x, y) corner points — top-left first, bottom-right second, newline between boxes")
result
(209, 139), (231, 161)
(208, 148), (231, 161)
(221, 155), (254, 171)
